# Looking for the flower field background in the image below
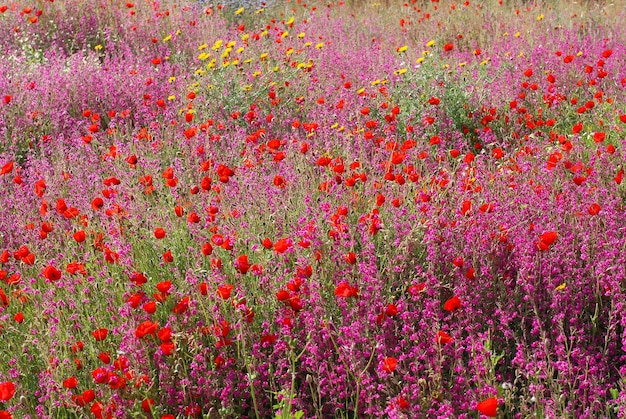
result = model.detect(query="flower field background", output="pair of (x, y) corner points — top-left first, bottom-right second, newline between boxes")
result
(1, 0), (626, 417)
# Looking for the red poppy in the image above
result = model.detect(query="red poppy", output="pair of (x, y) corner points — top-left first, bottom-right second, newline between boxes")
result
(0, 410), (12, 419)
(135, 321), (159, 338)
(345, 252), (357, 265)
(235, 255), (250, 274)
(172, 296), (189, 314)
(0, 382), (15, 402)
(91, 197), (104, 210)
(593, 132), (605, 143)
(157, 327), (172, 342)
(381, 357), (398, 373)
(63, 376), (78, 389)
(0, 162), (13, 175)
(335, 282), (358, 298)
(537, 231), (558, 251)
(156, 281), (172, 294)
(588, 203), (601, 215)
(143, 301), (156, 314)
(92, 328), (108, 341)
(273, 238), (291, 254)
(201, 242), (213, 256)
(477, 397), (498, 417)
(444, 43), (454, 51)
(443, 296), (462, 311)
(13, 312), (23, 323)
(73, 230), (86, 243)
(385, 304), (399, 317)
(99, 352), (111, 364)
(461, 200), (472, 216)
(436, 331), (453, 345)
(162, 250), (173, 263)
(217, 284), (233, 299)
(43, 265), (62, 282)
(154, 228), (166, 239)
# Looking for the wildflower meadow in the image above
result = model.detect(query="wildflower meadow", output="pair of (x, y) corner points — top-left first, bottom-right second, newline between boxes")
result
(1, 0), (626, 417)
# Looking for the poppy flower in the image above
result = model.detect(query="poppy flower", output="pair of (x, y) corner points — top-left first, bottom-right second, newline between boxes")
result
(73, 230), (86, 243)
(63, 376), (78, 389)
(537, 231), (558, 251)
(345, 252), (357, 264)
(588, 203), (601, 215)
(381, 357), (398, 373)
(444, 43), (454, 51)
(436, 331), (453, 345)
(477, 397), (498, 417)
(0, 162), (13, 175)
(335, 282), (358, 298)
(217, 284), (233, 299)
(156, 281), (172, 294)
(235, 255), (250, 274)
(43, 265), (62, 282)
(0, 382), (15, 401)
(157, 327), (172, 342)
(385, 304), (399, 317)
(172, 296), (189, 314)
(135, 321), (159, 338)
(443, 296), (462, 311)
(143, 301), (157, 314)
(162, 250), (173, 263)
(92, 328), (108, 341)
(154, 228), (166, 239)
(273, 238), (291, 254)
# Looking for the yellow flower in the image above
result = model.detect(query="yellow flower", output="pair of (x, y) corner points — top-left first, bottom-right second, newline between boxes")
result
(198, 43), (208, 50)
(536, 14), (544, 21)
(235, 7), (244, 15)
(298, 32), (305, 39)
(394, 68), (407, 75)
(426, 40), (435, 47)
(397, 45), (408, 53)
(315, 42), (324, 49)
(168, 76), (176, 83)
(163, 34), (172, 42)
